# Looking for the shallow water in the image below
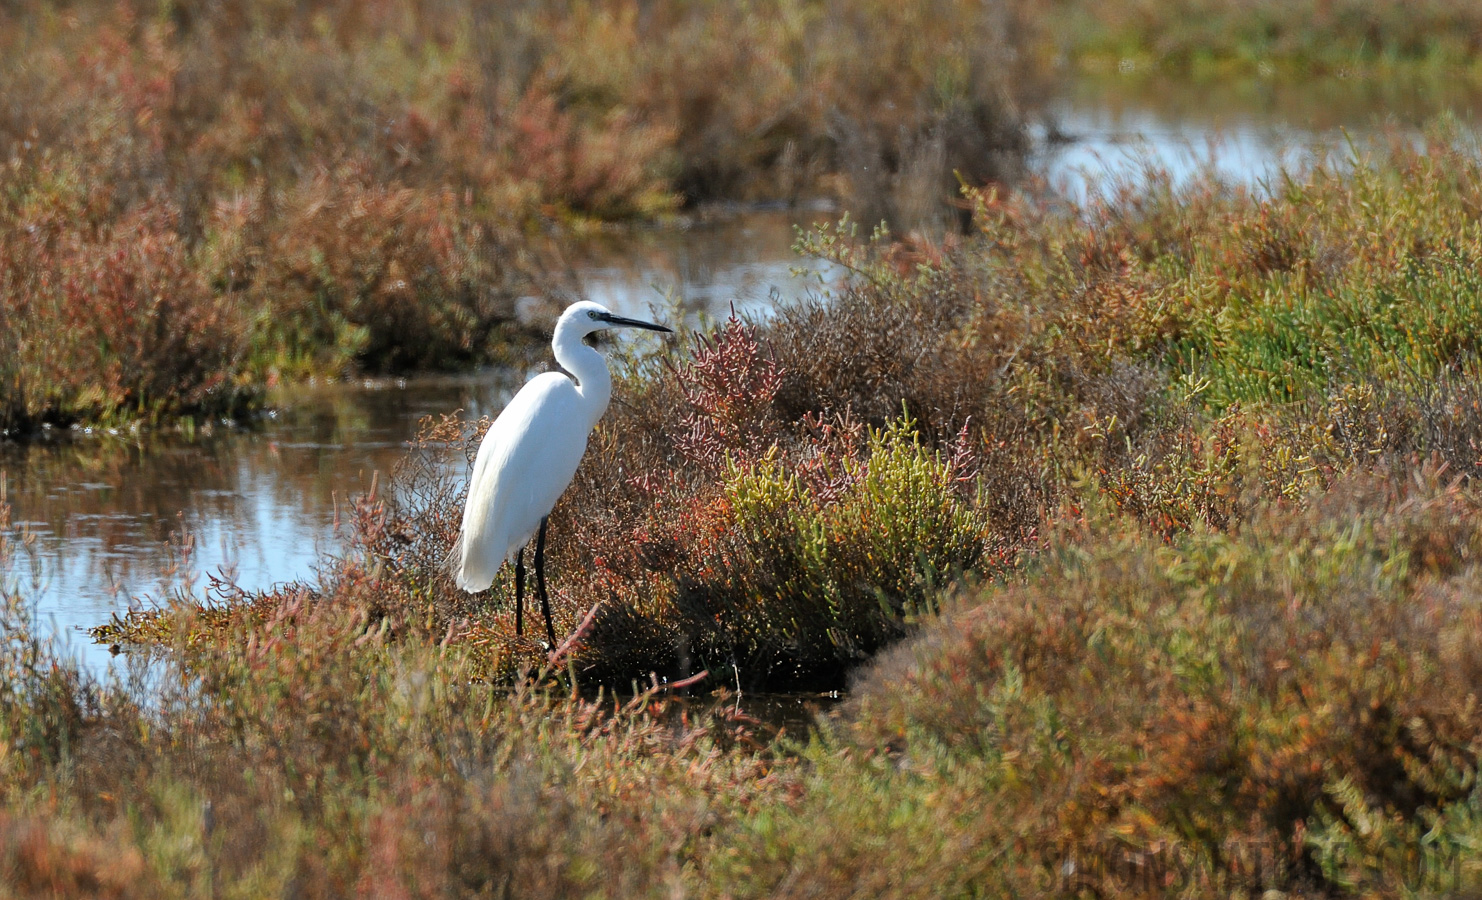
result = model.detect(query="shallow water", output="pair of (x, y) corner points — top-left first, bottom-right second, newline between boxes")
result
(3, 75), (1479, 674)
(1039, 75), (1482, 201)
(1, 375), (517, 670)
(566, 206), (845, 324)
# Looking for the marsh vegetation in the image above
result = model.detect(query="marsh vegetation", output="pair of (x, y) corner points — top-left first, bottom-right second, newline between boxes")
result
(8, 0), (1482, 896)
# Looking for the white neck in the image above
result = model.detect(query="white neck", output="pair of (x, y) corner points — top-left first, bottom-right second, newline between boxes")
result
(551, 320), (612, 430)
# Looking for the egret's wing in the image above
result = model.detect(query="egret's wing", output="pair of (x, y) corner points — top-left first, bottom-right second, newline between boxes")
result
(452, 374), (591, 591)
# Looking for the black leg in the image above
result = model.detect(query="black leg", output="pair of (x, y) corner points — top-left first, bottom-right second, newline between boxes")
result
(534, 516), (557, 648)
(514, 547), (525, 636)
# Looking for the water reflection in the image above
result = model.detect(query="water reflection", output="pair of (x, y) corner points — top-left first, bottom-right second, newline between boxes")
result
(1041, 105), (1315, 201)
(1039, 75), (1482, 202)
(1, 374), (522, 672)
(1061, 70), (1482, 133)
(568, 208), (845, 325)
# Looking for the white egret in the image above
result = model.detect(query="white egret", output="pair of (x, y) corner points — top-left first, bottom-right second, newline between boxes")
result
(449, 300), (673, 646)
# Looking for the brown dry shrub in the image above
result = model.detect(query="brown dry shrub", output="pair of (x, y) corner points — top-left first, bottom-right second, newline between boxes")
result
(0, 814), (156, 900)
(0, 0), (1038, 226)
(211, 169), (530, 377)
(6, 574), (783, 898)
(822, 469), (1482, 896)
(0, 0), (1049, 425)
(0, 195), (253, 429)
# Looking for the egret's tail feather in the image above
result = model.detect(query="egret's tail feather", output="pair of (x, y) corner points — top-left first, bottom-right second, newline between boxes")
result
(443, 531), (463, 577)
(447, 528), (498, 592)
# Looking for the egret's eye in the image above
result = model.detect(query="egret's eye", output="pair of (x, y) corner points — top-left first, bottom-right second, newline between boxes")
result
(588, 310), (599, 320)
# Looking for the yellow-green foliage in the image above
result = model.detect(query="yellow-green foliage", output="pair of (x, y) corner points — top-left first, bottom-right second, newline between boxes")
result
(716, 419), (987, 664)
(1160, 143), (1482, 407)
(1189, 244), (1482, 404)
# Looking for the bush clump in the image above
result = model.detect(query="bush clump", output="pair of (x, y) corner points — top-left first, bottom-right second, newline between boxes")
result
(660, 416), (987, 680)
(0, 195), (255, 429)
(722, 471), (1482, 897)
(43, 469), (1482, 897)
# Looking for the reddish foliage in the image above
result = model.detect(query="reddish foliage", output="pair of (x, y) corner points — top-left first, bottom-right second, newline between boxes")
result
(0, 198), (252, 428)
(668, 313), (785, 473)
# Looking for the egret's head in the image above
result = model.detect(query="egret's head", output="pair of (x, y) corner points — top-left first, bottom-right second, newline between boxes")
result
(558, 300), (674, 339)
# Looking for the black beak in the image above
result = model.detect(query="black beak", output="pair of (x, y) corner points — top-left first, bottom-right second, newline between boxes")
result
(597, 311), (674, 334)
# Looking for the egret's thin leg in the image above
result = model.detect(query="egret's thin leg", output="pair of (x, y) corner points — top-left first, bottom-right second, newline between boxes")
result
(514, 547), (526, 637)
(534, 517), (556, 648)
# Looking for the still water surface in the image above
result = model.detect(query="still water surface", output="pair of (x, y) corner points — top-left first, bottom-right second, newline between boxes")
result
(4, 78), (1479, 672)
